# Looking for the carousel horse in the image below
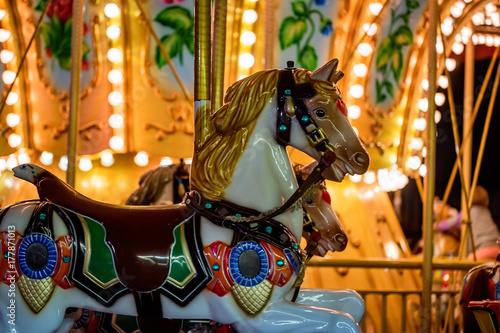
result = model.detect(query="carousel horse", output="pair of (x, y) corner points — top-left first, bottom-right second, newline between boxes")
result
(0, 59), (369, 333)
(70, 162), (364, 332)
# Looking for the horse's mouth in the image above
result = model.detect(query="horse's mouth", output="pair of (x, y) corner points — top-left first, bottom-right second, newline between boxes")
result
(325, 159), (355, 182)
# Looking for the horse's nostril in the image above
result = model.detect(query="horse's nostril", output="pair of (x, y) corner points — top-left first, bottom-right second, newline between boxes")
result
(334, 234), (347, 245)
(353, 152), (369, 166)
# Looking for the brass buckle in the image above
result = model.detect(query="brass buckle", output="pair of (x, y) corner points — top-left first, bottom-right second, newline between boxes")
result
(307, 128), (327, 147)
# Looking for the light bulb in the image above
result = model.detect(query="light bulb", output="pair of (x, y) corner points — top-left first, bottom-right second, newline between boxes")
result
(238, 53), (255, 68)
(161, 157), (173, 166)
(357, 43), (373, 57)
(40, 151), (54, 165)
(414, 118), (427, 131)
(369, 3), (383, 15)
(108, 91), (123, 106)
(348, 105), (361, 119)
(101, 150), (114, 167)
(0, 29), (11, 42)
(0, 50), (14, 63)
(418, 98), (428, 111)
(59, 156), (68, 171)
(109, 136), (124, 150)
(349, 85), (364, 99)
(134, 151), (149, 167)
(106, 25), (121, 39)
(7, 133), (21, 148)
(6, 92), (18, 105)
(2, 70), (15, 84)
(363, 171), (376, 184)
(353, 63), (368, 77)
(107, 48), (123, 62)
(446, 58), (456, 71)
(109, 113), (124, 128)
(104, 3), (120, 18)
(435, 92), (446, 106)
(242, 10), (258, 24)
(6, 113), (20, 127)
(362, 23), (378, 36)
(79, 158), (93, 172)
(108, 69), (123, 84)
(240, 31), (256, 46)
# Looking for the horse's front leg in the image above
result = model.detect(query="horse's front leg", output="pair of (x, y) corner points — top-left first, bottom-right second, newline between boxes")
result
(232, 300), (362, 333)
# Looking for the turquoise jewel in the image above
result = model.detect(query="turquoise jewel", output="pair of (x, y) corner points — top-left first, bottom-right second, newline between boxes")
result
(3, 251), (8, 259)
(63, 256), (70, 263)
(279, 124), (287, 131)
(235, 213), (242, 217)
(205, 203), (212, 209)
(39, 213), (46, 220)
(301, 116), (309, 122)
(284, 89), (292, 96)
(265, 226), (273, 234)
(213, 263), (220, 271)
(293, 243), (299, 250)
(277, 260), (284, 267)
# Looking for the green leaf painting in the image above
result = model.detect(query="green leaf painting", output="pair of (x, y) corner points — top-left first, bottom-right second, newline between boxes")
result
(375, 0), (420, 103)
(279, 0), (333, 70)
(154, 5), (194, 68)
(36, 0), (90, 71)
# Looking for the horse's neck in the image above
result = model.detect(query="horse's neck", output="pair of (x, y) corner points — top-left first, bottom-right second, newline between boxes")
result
(224, 109), (303, 240)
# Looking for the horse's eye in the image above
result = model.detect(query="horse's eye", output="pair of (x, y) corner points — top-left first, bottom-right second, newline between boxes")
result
(306, 198), (313, 205)
(314, 108), (326, 118)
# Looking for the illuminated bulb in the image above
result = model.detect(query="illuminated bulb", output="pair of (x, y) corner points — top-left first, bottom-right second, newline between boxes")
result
(106, 25), (121, 39)
(0, 29), (11, 42)
(369, 3), (383, 15)
(6, 113), (20, 127)
(7, 155), (17, 169)
(492, 12), (500, 27)
(40, 151), (54, 165)
(486, 3), (497, 13)
(79, 158), (93, 172)
(100, 151), (114, 167)
(362, 23), (378, 36)
(357, 43), (373, 56)
(389, 154), (397, 164)
(134, 151), (149, 167)
(436, 40), (443, 54)
(472, 34), (479, 45)
(421, 78), (429, 91)
(450, 5), (462, 18)
(108, 113), (124, 128)
(486, 35), (494, 47)
(242, 9), (258, 24)
(446, 58), (456, 71)
(410, 137), (424, 151)
(109, 136), (124, 150)
(407, 156), (421, 170)
(495, 37), (500, 47)
(417, 98), (428, 111)
(108, 91), (123, 106)
(419, 164), (427, 177)
(6, 92), (18, 105)
(161, 157), (173, 166)
(348, 105), (361, 119)
(349, 84), (364, 99)
(414, 118), (427, 131)
(363, 171), (376, 184)
(461, 34), (469, 45)
(353, 63), (368, 77)
(104, 3), (120, 18)
(349, 174), (362, 183)
(0, 9), (6, 20)
(0, 50), (14, 63)
(59, 156), (68, 171)
(441, 23), (453, 36)
(435, 110), (442, 123)
(238, 53), (255, 68)
(107, 48), (123, 62)
(17, 151), (30, 164)
(240, 31), (256, 45)
(2, 70), (15, 84)
(7, 133), (21, 148)
(438, 75), (448, 89)
(461, 26), (472, 38)
(435, 92), (446, 106)
(184, 158), (192, 165)
(452, 42), (464, 55)
(108, 69), (123, 84)
(478, 34), (486, 44)
(472, 13), (484, 26)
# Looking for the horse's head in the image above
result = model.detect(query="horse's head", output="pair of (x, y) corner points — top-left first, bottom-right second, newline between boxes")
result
(302, 183), (347, 256)
(277, 59), (369, 182)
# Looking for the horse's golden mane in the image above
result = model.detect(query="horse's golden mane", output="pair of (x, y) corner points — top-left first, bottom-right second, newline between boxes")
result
(191, 68), (337, 201)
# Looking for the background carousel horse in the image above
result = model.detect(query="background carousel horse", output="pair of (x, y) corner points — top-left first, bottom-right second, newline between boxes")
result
(0, 59), (369, 333)
(68, 162), (363, 333)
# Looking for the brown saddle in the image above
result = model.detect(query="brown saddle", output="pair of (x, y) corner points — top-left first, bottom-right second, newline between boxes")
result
(35, 171), (194, 292)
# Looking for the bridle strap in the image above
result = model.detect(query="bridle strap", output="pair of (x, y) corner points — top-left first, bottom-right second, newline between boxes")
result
(276, 62), (334, 155)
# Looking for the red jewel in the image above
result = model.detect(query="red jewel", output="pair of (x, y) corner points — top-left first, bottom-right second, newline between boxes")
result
(321, 189), (331, 205)
(337, 99), (348, 117)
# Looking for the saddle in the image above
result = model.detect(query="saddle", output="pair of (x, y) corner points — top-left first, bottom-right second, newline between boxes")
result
(32, 169), (194, 292)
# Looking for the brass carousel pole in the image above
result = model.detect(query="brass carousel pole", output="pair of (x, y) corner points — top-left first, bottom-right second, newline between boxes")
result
(422, 0), (438, 330)
(67, 0), (85, 187)
(194, 0), (212, 152)
(211, 0), (227, 113)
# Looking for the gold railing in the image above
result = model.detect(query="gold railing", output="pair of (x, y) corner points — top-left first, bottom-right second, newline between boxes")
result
(308, 258), (489, 332)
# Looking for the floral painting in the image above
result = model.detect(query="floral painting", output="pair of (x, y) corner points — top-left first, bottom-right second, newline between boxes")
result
(35, 0), (90, 71)
(279, 0), (333, 70)
(154, 5), (194, 68)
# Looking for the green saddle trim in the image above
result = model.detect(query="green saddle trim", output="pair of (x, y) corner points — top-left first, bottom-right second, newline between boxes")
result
(168, 223), (196, 287)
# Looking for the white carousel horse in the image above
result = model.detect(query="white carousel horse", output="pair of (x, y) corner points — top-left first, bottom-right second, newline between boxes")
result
(68, 163), (363, 332)
(0, 59), (369, 333)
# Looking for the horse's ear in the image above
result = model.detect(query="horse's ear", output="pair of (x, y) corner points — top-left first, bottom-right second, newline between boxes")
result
(311, 58), (344, 84)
